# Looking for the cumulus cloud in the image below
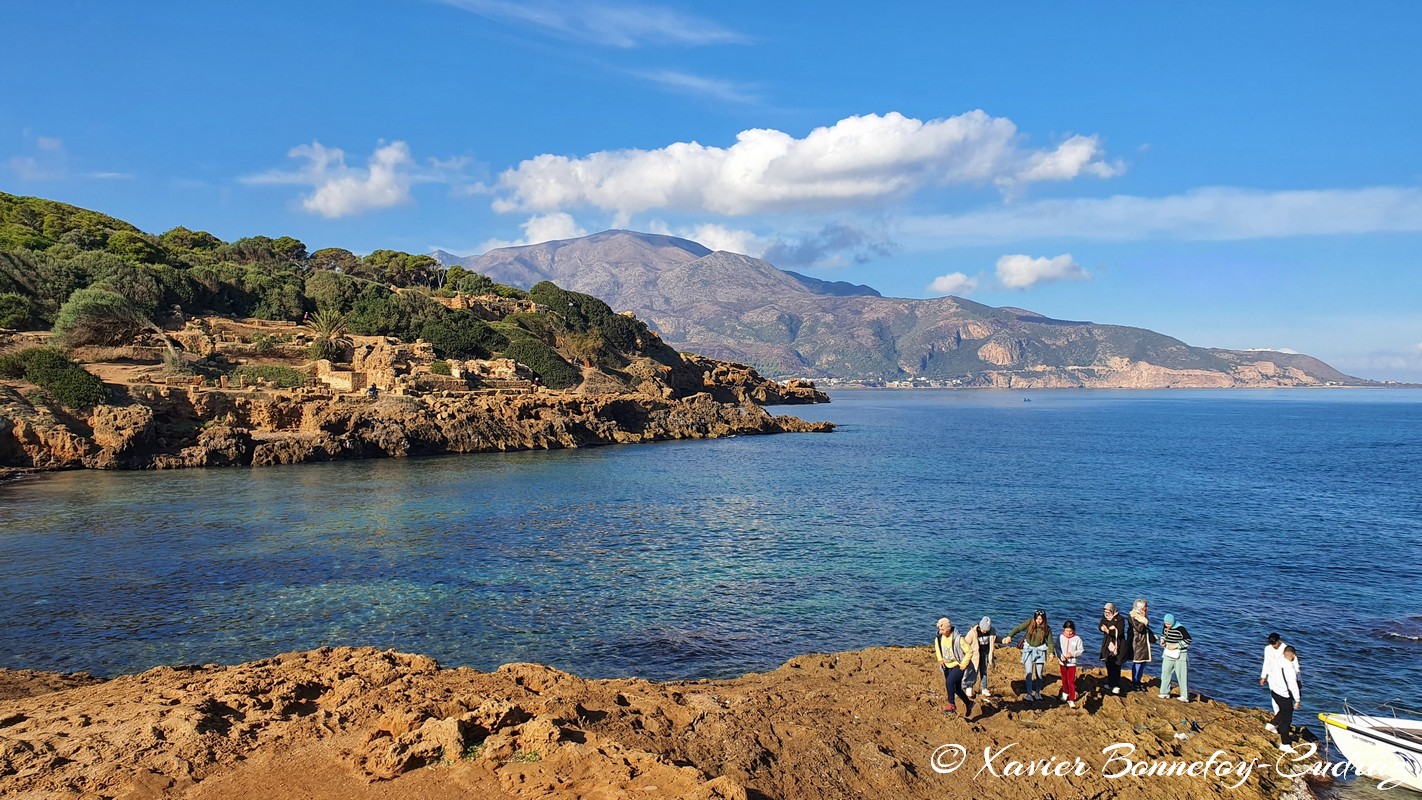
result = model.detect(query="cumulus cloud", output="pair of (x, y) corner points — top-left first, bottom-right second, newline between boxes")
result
(479, 212), (589, 251)
(761, 222), (897, 267)
(901, 186), (1422, 245)
(927, 272), (979, 296)
(304, 142), (415, 218)
(493, 111), (1121, 217)
(642, 221), (764, 255)
(437, 0), (747, 47)
(995, 254), (1088, 290)
(243, 140), (473, 218)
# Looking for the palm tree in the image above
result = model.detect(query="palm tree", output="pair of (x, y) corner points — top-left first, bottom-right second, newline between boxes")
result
(306, 309), (349, 361)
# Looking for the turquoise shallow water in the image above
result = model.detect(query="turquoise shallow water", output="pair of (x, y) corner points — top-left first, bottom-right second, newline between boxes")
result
(2, 389), (1420, 723)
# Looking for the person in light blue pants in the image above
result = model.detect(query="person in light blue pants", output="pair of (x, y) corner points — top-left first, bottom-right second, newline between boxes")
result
(1158, 613), (1193, 702)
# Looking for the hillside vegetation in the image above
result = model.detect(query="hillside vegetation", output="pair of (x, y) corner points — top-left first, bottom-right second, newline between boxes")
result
(0, 192), (669, 392)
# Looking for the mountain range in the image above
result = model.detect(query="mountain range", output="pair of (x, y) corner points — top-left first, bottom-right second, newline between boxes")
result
(440, 231), (1363, 388)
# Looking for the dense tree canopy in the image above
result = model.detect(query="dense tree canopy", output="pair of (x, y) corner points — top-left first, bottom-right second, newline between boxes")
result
(0, 191), (667, 390)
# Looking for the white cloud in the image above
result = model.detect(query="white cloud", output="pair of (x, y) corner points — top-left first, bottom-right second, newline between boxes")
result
(243, 140), (474, 218)
(1007, 134), (1123, 186)
(634, 70), (759, 105)
(303, 142), (414, 218)
(927, 272), (978, 296)
(479, 212), (589, 251)
(645, 221), (765, 255)
(493, 111), (1121, 217)
(901, 186), (1422, 245)
(679, 223), (762, 255)
(6, 135), (132, 182)
(437, 0), (747, 47)
(995, 254), (1088, 290)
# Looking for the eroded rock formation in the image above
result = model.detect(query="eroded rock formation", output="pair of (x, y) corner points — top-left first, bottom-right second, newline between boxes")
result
(0, 646), (1323, 800)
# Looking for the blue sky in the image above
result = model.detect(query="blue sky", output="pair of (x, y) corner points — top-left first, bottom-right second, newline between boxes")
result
(4, 1), (1421, 379)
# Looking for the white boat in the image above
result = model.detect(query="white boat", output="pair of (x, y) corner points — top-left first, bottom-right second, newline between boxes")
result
(1318, 710), (1422, 793)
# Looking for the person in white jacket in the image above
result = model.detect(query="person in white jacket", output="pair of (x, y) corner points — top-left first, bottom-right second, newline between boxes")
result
(1260, 632), (1298, 727)
(1266, 645), (1303, 748)
(1058, 620), (1085, 708)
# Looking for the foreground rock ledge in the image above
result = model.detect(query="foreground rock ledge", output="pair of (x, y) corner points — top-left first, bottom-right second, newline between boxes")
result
(0, 385), (833, 472)
(0, 646), (1324, 800)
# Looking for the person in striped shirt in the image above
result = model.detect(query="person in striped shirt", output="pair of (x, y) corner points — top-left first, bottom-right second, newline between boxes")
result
(1158, 613), (1192, 702)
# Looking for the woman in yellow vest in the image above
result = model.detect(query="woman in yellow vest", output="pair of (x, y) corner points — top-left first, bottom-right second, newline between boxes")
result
(935, 617), (975, 717)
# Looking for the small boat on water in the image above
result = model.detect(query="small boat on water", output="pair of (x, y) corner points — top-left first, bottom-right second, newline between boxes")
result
(1319, 707), (1422, 793)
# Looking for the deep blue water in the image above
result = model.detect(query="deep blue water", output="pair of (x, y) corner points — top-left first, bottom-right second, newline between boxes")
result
(2, 389), (1419, 718)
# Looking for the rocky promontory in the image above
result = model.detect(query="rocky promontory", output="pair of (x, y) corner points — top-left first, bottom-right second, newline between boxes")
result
(0, 646), (1326, 800)
(0, 380), (831, 473)
(1, 296), (834, 474)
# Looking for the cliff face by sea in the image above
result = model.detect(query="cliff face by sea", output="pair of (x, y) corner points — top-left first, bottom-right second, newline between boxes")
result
(0, 646), (1322, 800)
(0, 381), (831, 473)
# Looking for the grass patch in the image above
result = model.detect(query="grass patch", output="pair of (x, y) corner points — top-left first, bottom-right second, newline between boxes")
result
(229, 364), (309, 388)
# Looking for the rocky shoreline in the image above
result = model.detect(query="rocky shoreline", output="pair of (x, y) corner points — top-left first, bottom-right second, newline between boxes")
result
(0, 382), (832, 474)
(0, 645), (1328, 800)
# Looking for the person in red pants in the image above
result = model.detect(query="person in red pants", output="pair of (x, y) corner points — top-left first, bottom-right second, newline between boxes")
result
(1058, 620), (1084, 708)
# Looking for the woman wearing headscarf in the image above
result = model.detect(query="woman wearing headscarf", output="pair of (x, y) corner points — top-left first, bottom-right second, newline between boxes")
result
(1157, 613), (1192, 702)
(1099, 602), (1127, 695)
(1003, 609), (1056, 702)
(1128, 598), (1156, 691)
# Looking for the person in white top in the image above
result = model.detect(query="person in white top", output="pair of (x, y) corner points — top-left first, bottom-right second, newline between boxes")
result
(1058, 620), (1085, 708)
(1265, 645), (1303, 748)
(1260, 632), (1294, 726)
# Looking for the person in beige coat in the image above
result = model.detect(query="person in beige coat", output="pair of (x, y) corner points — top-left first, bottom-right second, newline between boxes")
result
(962, 616), (997, 699)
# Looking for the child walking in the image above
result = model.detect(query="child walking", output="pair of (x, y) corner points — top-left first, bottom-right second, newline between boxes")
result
(1058, 620), (1084, 708)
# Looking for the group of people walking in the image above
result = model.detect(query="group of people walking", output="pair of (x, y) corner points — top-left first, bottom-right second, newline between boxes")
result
(933, 603), (1301, 748)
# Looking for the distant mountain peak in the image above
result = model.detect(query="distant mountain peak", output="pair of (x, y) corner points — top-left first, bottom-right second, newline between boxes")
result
(457, 230), (1362, 386)
(783, 270), (882, 298)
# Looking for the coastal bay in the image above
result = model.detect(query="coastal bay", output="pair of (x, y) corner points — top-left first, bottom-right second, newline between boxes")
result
(2, 389), (1419, 797)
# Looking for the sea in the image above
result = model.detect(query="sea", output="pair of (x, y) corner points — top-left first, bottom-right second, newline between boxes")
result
(2, 389), (1420, 752)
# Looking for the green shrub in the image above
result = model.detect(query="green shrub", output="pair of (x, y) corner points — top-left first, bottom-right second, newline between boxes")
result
(501, 339), (580, 389)
(51, 287), (150, 346)
(230, 364), (309, 388)
(503, 311), (561, 343)
(0, 347), (108, 408)
(443, 266), (525, 298)
(0, 292), (36, 329)
(419, 313), (507, 360)
(597, 313), (645, 353)
(429, 360), (451, 376)
(305, 339), (340, 361)
(526, 281), (646, 353)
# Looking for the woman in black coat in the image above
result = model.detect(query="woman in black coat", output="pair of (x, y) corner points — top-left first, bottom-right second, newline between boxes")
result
(1099, 602), (1127, 695)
